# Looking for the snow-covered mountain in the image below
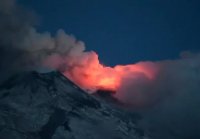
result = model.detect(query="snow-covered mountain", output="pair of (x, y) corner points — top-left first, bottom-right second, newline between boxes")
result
(0, 71), (148, 139)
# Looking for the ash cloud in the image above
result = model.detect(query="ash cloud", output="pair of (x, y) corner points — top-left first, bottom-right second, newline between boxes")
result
(137, 53), (200, 139)
(115, 52), (200, 139)
(114, 52), (200, 138)
(0, 0), (35, 81)
(116, 52), (200, 107)
(0, 0), (92, 82)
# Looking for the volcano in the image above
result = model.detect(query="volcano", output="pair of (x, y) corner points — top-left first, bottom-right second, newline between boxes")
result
(0, 71), (148, 139)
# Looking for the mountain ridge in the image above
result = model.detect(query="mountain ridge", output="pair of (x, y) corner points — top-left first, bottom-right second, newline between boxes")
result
(0, 71), (148, 139)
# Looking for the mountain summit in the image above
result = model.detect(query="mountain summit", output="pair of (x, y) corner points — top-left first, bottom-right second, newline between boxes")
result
(0, 71), (148, 139)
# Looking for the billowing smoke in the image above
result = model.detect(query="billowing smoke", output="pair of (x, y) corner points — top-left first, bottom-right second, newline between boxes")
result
(0, 0), (33, 81)
(116, 52), (200, 107)
(1, 0), (200, 138)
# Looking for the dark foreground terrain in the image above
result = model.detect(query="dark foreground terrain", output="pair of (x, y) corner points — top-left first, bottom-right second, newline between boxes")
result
(0, 71), (148, 139)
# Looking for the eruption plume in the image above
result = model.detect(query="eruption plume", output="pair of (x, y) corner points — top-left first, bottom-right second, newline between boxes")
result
(0, 0), (199, 107)
(1, 1), (200, 138)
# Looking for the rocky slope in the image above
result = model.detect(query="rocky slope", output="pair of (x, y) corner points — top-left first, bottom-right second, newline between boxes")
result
(0, 71), (148, 139)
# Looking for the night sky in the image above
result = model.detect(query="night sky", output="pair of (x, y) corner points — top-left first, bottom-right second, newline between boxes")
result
(18, 0), (200, 66)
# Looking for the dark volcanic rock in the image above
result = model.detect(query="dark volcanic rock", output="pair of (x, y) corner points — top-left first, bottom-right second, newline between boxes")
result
(0, 71), (148, 139)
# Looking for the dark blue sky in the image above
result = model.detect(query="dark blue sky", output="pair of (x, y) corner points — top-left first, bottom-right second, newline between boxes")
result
(18, 0), (200, 66)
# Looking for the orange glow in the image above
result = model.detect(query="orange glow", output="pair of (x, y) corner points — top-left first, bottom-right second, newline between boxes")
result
(63, 51), (157, 92)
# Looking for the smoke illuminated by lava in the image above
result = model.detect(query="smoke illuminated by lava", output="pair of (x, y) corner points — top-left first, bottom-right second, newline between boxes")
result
(63, 52), (157, 92)
(41, 31), (159, 106)
(39, 30), (200, 107)
(43, 34), (158, 95)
